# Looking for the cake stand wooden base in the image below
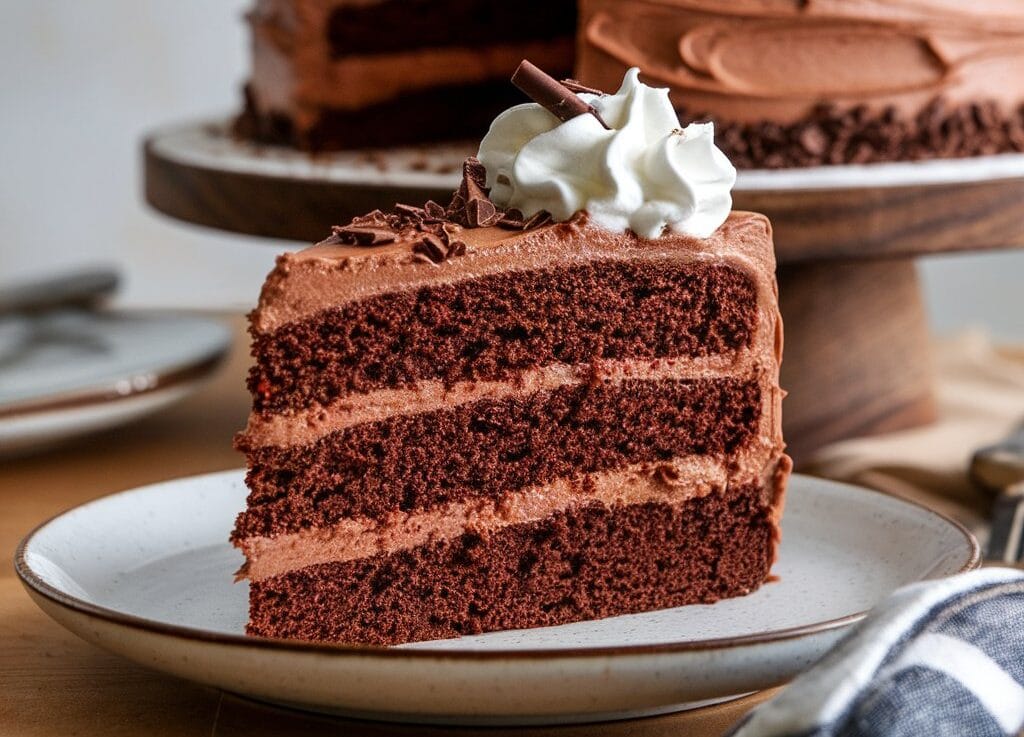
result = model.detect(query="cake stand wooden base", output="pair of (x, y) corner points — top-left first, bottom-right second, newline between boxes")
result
(776, 260), (935, 462)
(143, 121), (1024, 463)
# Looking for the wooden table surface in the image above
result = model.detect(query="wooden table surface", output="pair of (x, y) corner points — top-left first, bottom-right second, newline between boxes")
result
(1, 313), (779, 736)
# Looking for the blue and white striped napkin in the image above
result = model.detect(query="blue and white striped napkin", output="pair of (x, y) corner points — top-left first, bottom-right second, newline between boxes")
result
(730, 567), (1024, 737)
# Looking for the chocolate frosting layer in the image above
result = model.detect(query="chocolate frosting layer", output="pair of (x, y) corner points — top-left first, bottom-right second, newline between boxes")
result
(239, 453), (787, 582)
(251, 211), (776, 335)
(577, 0), (1024, 124)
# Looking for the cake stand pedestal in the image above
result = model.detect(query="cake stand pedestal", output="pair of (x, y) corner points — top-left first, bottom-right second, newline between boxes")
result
(143, 121), (1024, 463)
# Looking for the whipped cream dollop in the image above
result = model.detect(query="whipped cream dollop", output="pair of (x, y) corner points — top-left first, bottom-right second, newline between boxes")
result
(477, 68), (736, 239)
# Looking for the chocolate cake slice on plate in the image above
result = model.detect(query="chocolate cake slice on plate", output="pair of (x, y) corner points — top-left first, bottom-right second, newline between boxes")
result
(232, 63), (790, 645)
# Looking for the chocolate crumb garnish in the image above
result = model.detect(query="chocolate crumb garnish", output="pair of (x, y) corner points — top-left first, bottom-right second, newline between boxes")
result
(512, 60), (610, 130)
(696, 97), (1024, 169)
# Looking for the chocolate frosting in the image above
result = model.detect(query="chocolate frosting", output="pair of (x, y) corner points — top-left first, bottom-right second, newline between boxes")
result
(577, 0), (1024, 125)
(251, 211), (778, 335)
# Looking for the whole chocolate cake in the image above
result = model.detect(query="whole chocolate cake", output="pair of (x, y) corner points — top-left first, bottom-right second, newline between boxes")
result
(235, 0), (576, 149)
(237, 0), (1024, 166)
(232, 65), (790, 645)
(577, 0), (1024, 168)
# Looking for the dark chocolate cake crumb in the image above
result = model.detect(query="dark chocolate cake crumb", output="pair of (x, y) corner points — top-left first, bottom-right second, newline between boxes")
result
(703, 97), (1024, 169)
(247, 260), (759, 413)
(236, 376), (763, 536)
(247, 485), (775, 644)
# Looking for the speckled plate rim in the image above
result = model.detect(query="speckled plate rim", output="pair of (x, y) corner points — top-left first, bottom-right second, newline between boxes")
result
(14, 473), (979, 662)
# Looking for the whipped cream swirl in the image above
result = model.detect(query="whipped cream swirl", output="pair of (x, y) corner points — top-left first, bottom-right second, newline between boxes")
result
(477, 68), (736, 239)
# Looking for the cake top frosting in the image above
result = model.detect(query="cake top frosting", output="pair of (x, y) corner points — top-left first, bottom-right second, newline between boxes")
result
(478, 66), (736, 239)
(286, 62), (746, 311)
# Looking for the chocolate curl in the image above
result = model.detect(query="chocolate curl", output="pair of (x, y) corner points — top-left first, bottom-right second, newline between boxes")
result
(512, 60), (610, 130)
(561, 78), (605, 96)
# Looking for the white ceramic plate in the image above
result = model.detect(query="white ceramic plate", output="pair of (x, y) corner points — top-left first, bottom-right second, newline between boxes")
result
(0, 311), (230, 455)
(150, 119), (1024, 194)
(16, 471), (977, 725)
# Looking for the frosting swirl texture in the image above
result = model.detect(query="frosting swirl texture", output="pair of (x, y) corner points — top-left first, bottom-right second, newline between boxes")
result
(477, 68), (736, 239)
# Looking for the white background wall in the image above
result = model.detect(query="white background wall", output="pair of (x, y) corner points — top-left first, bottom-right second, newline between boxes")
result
(1, 2), (276, 312)
(2, 2), (1022, 340)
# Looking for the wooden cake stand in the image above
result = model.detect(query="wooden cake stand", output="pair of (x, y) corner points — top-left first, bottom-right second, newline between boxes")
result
(144, 121), (1024, 463)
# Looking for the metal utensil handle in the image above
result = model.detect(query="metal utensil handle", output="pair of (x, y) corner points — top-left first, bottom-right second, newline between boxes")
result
(987, 481), (1024, 564)
(0, 268), (119, 315)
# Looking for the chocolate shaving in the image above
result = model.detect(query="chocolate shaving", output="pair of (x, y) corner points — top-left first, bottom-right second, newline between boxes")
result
(409, 223), (466, 264)
(461, 158), (489, 199)
(413, 232), (447, 263)
(496, 207), (552, 231)
(497, 208), (526, 229)
(440, 222), (462, 245)
(561, 78), (606, 97)
(394, 203), (425, 220)
(512, 60), (610, 129)
(423, 200), (447, 220)
(466, 197), (501, 228)
(523, 210), (552, 230)
(331, 224), (396, 245)
(351, 209), (389, 226)
(447, 156), (500, 228)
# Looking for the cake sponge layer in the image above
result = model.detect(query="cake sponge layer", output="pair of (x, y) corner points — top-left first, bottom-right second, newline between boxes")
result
(233, 375), (762, 539)
(248, 260), (758, 414)
(247, 480), (779, 645)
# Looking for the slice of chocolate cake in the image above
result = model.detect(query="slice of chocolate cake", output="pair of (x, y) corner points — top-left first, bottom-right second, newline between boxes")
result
(233, 65), (790, 645)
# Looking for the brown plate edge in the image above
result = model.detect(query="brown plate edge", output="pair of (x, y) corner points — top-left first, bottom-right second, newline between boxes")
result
(13, 474), (980, 663)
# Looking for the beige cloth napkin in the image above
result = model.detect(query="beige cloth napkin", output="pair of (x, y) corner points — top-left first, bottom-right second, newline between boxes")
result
(803, 330), (1024, 532)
